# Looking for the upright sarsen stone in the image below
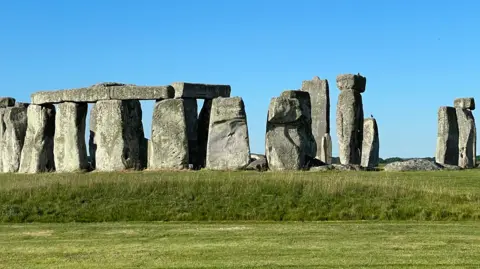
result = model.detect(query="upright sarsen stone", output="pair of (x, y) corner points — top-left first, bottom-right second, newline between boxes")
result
(2, 106), (28, 172)
(0, 98), (16, 172)
(206, 97), (250, 170)
(456, 108), (476, 168)
(336, 89), (364, 165)
(150, 99), (189, 170)
(302, 76), (331, 162)
(89, 100), (145, 172)
(361, 118), (379, 168)
(54, 102), (89, 172)
(435, 106), (459, 165)
(19, 104), (56, 173)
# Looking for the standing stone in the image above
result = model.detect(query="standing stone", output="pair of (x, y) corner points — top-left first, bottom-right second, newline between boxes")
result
(2, 106), (28, 172)
(54, 102), (89, 172)
(183, 99), (198, 167)
(206, 97), (250, 170)
(19, 105), (56, 173)
(150, 99), (189, 170)
(435, 106), (459, 165)
(456, 108), (476, 168)
(89, 100), (145, 172)
(336, 73), (366, 165)
(265, 92), (314, 170)
(0, 98), (16, 172)
(302, 76), (331, 163)
(197, 99), (212, 168)
(361, 118), (379, 168)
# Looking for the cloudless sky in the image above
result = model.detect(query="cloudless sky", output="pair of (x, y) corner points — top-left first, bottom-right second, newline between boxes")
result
(1, 0), (479, 158)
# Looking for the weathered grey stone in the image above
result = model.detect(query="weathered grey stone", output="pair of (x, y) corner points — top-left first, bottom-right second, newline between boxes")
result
(435, 107), (459, 165)
(150, 99), (189, 170)
(0, 97), (15, 108)
(336, 74), (367, 93)
(14, 102), (29, 108)
(309, 165), (334, 172)
(206, 97), (250, 170)
(456, 108), (476, 168)
(438, 163), (462, 170)
(2, 106), (28, 172)
(197, 99), (212, 168)
(332, 164), (364, 171)
(454, 98), (475, 110)
(384, 159), (442, 171)
(246, 156), (268, 171)
(18, 105), (56, 173)
(361, 118), (379, 168)
(183, 99), (198, 167)
(54, 102), (89, 172)
(302, 76), (331, 162)
(0, 108), (6, 172)
(336, 89), (364, 165)
(89, 100), (145, 171)
(172, 82), (231, 99)
(31, 83), (174, 104)
(250, 153), (266, 161)
(266, 94), (315, 171)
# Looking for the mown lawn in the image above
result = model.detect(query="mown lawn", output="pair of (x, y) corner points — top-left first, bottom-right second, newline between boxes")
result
(0, 221), (479, 268)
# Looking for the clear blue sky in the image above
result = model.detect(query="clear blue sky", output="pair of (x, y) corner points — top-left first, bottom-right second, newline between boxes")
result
(1, 0), (479, 158)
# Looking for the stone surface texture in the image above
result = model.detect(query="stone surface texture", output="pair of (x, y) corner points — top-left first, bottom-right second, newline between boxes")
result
(456, 108), (476, 168)
(19, 105), (56, 173)
(31, 83), (174, 104)
(302, 76), (331, 162)
(384, 159), (442, 171)
(206, 97), (250, 170)
(336, 89), (364, 165)
(54, 102), (89, 172)
(150, 99), (189, 170)
(2, 106), (28, 172)
(435, 106), (459, 165)
(361, 118), (379, 168)
(89, 100), (145, 171)
(336, 74), (367, 93)
(454, 98), (475, 110)
(172, 82), (231, 99)
(0, 97), (16, 108)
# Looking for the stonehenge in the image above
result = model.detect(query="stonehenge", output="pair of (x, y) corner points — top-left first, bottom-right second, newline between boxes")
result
(361, 118), (379, 168)
(2, 105), (28, 173)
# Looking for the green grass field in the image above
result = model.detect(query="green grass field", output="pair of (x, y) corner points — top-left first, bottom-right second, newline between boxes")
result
(1, 221), (479, 268)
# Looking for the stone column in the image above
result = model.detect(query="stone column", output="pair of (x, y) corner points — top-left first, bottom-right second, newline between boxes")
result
(361, 118), (379, 168)
(0, 97), (16, 172)
(302, 76), (331, 163)
(336, 74), (366, 165)
(435, 106), (459, 165)
(197, 99), (212, 168)
(454, 98), (476, 168)
(54, 102), (89, 172)
(2, 105), (28, 172)
(206, 97), (250, 170)
(149, 99), (189, 170)
(89, 100), (145, 172)
(265, 91), (314, 170)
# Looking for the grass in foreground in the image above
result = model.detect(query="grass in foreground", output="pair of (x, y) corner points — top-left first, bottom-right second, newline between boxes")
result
(0, 170), (480, 222)
(0, 222), (479, 268)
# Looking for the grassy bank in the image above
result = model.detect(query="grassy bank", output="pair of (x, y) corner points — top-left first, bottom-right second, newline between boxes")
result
(0, 170), (479, 222)
(1, 222), (480, 268)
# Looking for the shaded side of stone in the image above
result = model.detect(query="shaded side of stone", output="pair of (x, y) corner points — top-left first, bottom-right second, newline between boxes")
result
(456, 108), (476, 168)
(0, 97), (16, 108)
(2, 107), (28, 172)
(435, 106), (459, 165)
(150, 99), (189, 170)
(183, 99), (199, 167)
(206, 97), (250, 170)
(361, 118), (380, 168)
(336, 89), (364, 165)
(197, 99), (213, 168)
(18, 104), (56, 173)
(54, 102), (89, 172)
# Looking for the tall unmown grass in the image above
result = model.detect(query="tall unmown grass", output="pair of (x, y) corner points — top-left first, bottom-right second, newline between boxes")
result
(0, 170), (479, 222)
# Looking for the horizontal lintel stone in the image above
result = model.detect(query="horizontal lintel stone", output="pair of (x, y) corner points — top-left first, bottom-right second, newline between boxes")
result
(172, 82), (231, 99)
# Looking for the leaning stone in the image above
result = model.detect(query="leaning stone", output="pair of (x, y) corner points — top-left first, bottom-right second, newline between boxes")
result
(54, 102), (89, 172)
(336, 74), (367, 93)
(336, 89), (364, 165)
(150, 99), (189, 170)
(361, 118), (380, 168)
(2, 106), (28, 172)
(302, 76), (331, 162)
(0, 97), (15, 108)
(18, 105), (56, 173)
(172, 82), (231, 99)
(456, 108), (476, 168)
(206, 97), (251, 170)
(435, 107), (459, 165)
(454, 97), (475, 110)
(197, 100), (213, 168)
(384, 159), (442, 172)
(182, 99), (199, 167)
(89, 100), (145, 171)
